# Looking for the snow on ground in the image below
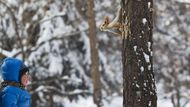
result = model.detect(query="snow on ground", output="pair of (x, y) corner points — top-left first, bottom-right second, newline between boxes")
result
(62, 95), (175, 107)
(63, 96), (122, 107)
(176, 0), (190, 3)
(157, 99), (173, 107)
(64, 96), (96, 107)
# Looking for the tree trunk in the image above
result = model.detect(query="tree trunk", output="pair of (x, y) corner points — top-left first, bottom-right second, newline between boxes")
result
(87, 0), (102, 107)
(49, 93), (53, 107)
(122, 0), (157, 107)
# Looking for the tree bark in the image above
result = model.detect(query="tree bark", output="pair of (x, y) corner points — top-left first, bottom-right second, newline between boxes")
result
(87, 0), (102, 107)
(122, 0), (157, 107)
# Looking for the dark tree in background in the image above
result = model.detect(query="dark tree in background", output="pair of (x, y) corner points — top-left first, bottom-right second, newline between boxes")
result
(122, 0), (157, 107)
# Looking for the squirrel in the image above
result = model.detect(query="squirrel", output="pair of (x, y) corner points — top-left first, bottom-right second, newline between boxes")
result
(99, 6), (124, 37)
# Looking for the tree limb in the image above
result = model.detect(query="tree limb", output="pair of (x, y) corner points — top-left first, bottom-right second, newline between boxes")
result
(13, 30), (87, 57)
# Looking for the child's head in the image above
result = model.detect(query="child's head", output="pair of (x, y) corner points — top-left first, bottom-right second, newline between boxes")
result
(0, 57), (30, 86)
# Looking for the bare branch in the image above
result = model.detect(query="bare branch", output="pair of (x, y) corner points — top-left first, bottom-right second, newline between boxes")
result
(13, 30), (87, 57)
(29, 75), (69, 86)
(26, 13), (66, 48)
(39, 13), (66, 24)
(31, 85), (92, 96)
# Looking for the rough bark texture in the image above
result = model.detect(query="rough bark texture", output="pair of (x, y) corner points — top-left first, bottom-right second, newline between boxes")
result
(122, 0), (157, 107)
(87, 0), (102, 107)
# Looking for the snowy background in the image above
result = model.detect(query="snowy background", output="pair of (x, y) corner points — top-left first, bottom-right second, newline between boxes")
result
(0, 0), (190, 107)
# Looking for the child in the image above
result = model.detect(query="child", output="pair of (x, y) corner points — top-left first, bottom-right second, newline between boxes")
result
(0, 57), (31, 107)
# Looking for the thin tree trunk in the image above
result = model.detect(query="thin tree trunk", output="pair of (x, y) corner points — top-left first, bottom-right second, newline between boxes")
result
(87, 0), (102, 107)
(49, 93), (53, 107)
(122, 0), (157, 107)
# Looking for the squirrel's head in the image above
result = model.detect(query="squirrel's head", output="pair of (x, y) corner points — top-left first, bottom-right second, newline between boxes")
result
(100, 16), (110, 31)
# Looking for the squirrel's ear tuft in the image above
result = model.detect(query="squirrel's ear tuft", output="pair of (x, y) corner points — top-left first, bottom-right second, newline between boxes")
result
(104, 16), (109, 24)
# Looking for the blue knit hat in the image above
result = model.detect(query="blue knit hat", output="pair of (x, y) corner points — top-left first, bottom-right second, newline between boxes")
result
(0, 57), (29, 83)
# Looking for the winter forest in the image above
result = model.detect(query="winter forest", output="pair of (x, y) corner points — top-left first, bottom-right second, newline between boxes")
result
(0, 0), (190, 107)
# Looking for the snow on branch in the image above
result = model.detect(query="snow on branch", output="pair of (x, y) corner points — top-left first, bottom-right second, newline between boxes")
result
(31, 85), (92, 96)
(0, 1), (25, 60)
(13, 30), (87, 57)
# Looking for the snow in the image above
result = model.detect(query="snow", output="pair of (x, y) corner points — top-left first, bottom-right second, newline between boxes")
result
(140, 66), (144, 72)
(7, 0), (18, 6)
(103, 96), (122, 107)
(148, 101), (151, 106)
(62, 96), (122, 107)
(0, 48), (21, 57)
(148, 2), (151, 8)
(157, 100), (173, 107)
(150, 51), (153, 56)
(176, 0), (190, 3)
(148, 65), (151, 70)
(34, 86), (45, 93)
(0, 48), (13, 57)
(143, 52), (150, 63)
(48, 53), (63, 75)
(101, 0), (112, 8)
(142, 18), (147, 25)
(67, 52), (91, 86)
(133, 45), (137, 52)
(136, 84), (140, 88)
(37, 22), (53, 44)
(99, 54), (113, 83)
(55, 86), (183, 107)
(148, 42), (151, 52)
(80, 31), (91, 65)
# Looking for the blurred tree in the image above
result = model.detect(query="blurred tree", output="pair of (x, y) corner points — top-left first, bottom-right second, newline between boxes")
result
(87, 0), (102, 107)
(154, 0), (190, 106)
